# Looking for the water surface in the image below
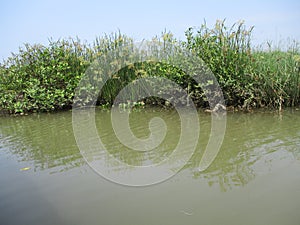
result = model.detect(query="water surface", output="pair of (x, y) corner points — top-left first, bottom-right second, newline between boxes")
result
(0, 108), (299, 225)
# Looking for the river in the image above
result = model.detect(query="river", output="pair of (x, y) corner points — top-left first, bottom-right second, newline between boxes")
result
(0, 108), (299, 225)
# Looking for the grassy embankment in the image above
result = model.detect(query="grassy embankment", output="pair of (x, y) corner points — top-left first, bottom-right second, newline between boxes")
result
(0, 20), (299, 114)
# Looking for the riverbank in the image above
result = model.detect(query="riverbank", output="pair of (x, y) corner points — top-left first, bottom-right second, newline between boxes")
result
(1, 20), (299, 114)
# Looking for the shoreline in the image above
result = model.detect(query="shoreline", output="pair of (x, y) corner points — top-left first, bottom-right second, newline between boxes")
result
(1, 104), (299, 117)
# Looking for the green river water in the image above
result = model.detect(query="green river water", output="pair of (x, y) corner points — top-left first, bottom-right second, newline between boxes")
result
(0, 108), (299, 225)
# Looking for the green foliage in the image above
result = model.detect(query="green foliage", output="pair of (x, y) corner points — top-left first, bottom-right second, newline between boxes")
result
(250, 45), (300, 108)
(0, 39), (90, 113)
(184, 19), (255, 107)
(1, 21), (300, 114)
(184, 20), (300, 109)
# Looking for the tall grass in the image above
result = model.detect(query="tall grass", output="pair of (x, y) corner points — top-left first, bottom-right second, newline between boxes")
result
(185, 20), (255, 108)
(0, 20), (299, 114)
(184, 20), (300, 109)
(250, 42), (300, 109)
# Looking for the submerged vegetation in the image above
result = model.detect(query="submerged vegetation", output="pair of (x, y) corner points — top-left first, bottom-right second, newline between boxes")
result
(0, 20), (299, 114)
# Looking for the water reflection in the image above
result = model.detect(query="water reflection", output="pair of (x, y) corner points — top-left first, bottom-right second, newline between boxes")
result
(0, 109), (299, 189)
(0, 112), (84, 173)
(190, 110), (300, 191)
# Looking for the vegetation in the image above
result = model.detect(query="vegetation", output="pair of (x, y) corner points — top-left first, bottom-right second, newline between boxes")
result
(0, 39), (90, 113)
(185, 20), (300, 109)
(0, 20), (299, 114)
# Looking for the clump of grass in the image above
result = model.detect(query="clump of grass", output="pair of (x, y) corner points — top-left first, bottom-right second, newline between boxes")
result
(184, 20), (300, 110)
(250, 41), (300, 109)
(184, 19), (255, 108)
(83, 31), (189, 108)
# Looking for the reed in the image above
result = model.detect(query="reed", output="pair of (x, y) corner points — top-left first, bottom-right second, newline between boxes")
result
(250, 42), (300, 108)
(184, 20), (300, 109)
(0, 20), (299, 114)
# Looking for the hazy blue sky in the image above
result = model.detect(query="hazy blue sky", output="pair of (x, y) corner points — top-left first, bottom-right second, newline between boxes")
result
(1, 0), (299, 60)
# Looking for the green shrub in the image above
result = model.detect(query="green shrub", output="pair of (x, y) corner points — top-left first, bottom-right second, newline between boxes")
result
(0, 39), (90, 113)
(184, 20), (255, 108)
(1, 21), (299, 114)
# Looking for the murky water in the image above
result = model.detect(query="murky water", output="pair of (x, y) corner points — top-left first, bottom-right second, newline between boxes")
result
(0, 108), (299, 225)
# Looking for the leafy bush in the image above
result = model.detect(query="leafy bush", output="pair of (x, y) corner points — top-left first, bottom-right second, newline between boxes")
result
(1, 21), (300, 114)
(0, 39), (90, 113)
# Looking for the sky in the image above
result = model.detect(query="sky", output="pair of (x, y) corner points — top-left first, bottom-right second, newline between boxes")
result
(0, 0), (299, 60)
